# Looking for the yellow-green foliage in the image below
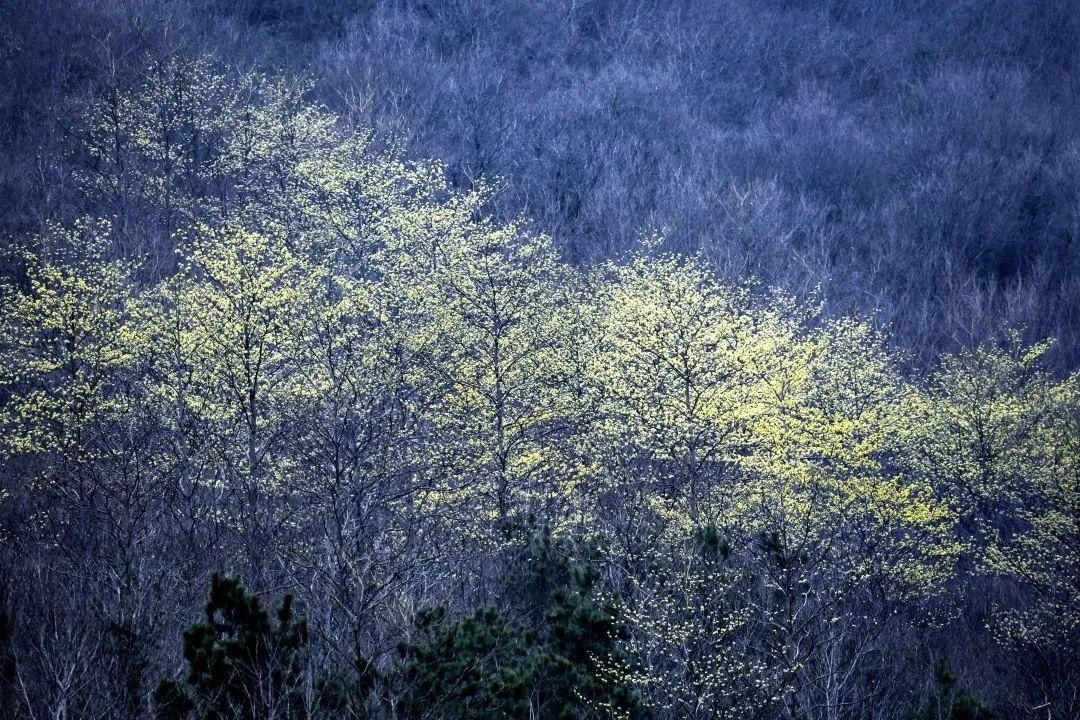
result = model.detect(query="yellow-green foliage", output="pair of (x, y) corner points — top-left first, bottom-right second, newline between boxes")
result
(587, 254), (766, 492)
(997, 373), (1080, 646)
(373, 186), (586, 528)
(2, 141), (961, 585)
(744, 317), (957, 593)
(0, 221), (145, 457)
(165, 228), (317, 486)
(6, 60), (1078, 665)
(585, 253), (955, 595)
(1, 207), (964, 599)
(75, 55), (433, 259)
(923, 337), (1080, 646)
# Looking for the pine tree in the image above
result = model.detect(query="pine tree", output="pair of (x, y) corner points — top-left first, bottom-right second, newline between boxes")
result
(394, 530), (649, 719)
(394, 605), (540, 720)
(154, 574), (308, 720)
(511, 529), (650, 720)
(910, 664), (998, 720)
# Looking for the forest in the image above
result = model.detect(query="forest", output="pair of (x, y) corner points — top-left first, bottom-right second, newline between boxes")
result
(0, 1), (1078, 719)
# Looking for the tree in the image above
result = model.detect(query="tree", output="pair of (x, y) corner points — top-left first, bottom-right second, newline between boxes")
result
(585, 255), (958, 718)
(909, 663), (998, 720)
(394, 605), (540, 720)
(586, 251), (770, 525)
(923, 337), (1080, 716)
(617, 524), (771, 720)
(395, 530), (648, 720)
(376, 185), (588, 546)
(154, 574), (308, 720)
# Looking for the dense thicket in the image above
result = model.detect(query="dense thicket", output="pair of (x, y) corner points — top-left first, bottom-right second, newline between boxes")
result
(2, 0), (1080, 365)
(0, 62), (1078, 719)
